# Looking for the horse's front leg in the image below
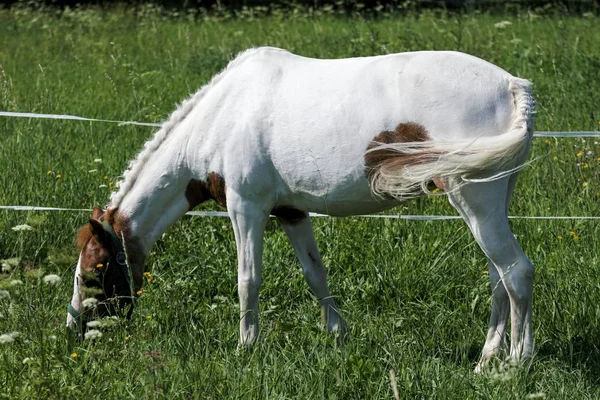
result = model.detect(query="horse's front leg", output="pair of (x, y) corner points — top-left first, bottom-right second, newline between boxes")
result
(227, 191), (269, 346)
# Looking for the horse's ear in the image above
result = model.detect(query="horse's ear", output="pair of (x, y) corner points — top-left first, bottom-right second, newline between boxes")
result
(92, 206), (104, 220)
(88, 219), (110, 247)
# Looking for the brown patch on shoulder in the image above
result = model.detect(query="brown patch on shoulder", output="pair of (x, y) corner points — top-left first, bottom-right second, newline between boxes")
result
(365, 122), (443, 191)
(271, 206), (308, 225)
(185, 172), (227, 209)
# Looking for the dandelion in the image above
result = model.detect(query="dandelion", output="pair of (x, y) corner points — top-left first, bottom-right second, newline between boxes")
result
(577, 150), (584, 157)
(96, 263), (104, 269)
(70, 352), (79, 359)
(0, 331), (20, 344)
(47, 170), (53, 175)
(42, 274), (61, 285)
(56, 174), (62, 179)
(82, 297), (98, 309)
(583, 163), (589, 169)
(137, 290), (144, 296)
(84, 329), (103, 340)
(0, 290), (9, 300)
(103, 175), (109, 180)
(569, 231), (579, 241)
(583, 182), (589, 187)
(553, 156), (558, 161)
(494, 20), (512, 29)
(12, 224), (33, 231)
(10, 280), (23, 286)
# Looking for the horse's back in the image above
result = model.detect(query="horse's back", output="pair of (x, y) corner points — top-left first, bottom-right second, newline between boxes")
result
(192, 48), (528, 215)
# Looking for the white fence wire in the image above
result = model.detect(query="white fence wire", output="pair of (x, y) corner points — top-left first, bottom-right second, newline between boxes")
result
(2, 110), (599, 221)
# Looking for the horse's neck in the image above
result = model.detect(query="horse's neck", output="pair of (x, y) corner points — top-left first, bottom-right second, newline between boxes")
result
(115, 146), (195, 253)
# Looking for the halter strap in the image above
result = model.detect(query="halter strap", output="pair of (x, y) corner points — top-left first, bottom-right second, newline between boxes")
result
(101, 220), (134, 296)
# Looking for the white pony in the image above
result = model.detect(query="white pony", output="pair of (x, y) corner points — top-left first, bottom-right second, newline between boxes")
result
(67, 47), (535, 370)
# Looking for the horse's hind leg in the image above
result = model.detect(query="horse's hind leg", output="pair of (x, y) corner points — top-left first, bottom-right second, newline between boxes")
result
(277, 213), (347, 343)
(447, 177), (534, 369)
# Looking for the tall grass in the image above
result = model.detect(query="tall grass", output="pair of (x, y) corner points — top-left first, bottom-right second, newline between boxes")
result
(1, 5), (599, 399)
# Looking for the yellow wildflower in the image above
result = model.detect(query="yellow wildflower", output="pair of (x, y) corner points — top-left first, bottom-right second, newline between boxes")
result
(103, 175), (109, 180)
(583, 182), (589, 187)
(47, 170), (52, 175)
(70, 352), (78, 359)
(577, 150), (584, 157)
(557, 235), (563, 241)
(553, 156), (558, 161)
(583, 163), (589, 169)
(569, 231), (579, 241)
(96, 263), (103, 269)
(56, 174), (62, 179)
(143, 272), (153, 284)
(545, 139), (551, 145)
(137, 290), (143, 296)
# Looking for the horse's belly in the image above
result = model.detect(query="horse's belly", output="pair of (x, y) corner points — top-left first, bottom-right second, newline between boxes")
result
(275, 175), (399, 217)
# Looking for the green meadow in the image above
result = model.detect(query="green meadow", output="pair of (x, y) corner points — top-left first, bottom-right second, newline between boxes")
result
(1, 4), (599, 399)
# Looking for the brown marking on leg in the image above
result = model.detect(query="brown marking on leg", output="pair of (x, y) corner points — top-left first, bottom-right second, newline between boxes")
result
(185, 172), (227, 209)
(272, 207), (308, 225)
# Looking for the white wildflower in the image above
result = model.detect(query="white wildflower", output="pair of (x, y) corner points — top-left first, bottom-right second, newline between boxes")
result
(494, 20), (512, 29)
(10, 280), (23, 286)
(84, 329), (103, 340)
(0, 290), (10, 300)
(82, 297), (98, 309)
(42, 274), (61, 285)
(1, 258), (20, 272)
(587, 151), (593, 156)
(85, 320), (102, 328)
(22, 357), (34, 364)
(12, 224), (33, 232)
(94, 158), (102, 163)
(526, 393), (546, 399)
(0, 331), (20, 344)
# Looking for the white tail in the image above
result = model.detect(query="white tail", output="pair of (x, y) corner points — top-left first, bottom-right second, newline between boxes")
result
(367, 77), (535, 199)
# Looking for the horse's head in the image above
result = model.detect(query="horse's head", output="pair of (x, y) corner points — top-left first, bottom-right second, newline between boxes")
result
(66, 206), (144, 335)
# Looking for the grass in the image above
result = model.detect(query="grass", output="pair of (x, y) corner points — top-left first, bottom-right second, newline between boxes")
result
(1, 4), (600, 399)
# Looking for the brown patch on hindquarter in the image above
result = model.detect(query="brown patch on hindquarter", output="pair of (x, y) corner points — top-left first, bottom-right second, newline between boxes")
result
(185, 172), (227, 209)
(364, 122), (444, 191)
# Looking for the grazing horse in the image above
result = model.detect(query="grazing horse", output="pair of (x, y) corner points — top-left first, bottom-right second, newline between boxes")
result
(67, 47), (535, 370)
